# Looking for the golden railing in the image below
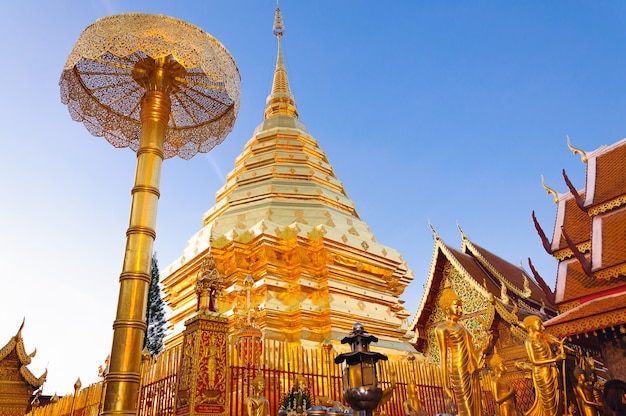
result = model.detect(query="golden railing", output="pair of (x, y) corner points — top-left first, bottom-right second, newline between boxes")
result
(30, 338), (539, 416)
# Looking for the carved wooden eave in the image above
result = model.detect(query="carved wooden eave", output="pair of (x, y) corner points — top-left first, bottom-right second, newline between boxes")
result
(460, 233), (532, 300)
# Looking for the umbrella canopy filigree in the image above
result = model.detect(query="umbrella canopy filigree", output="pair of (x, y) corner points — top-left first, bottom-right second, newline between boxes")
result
(60, 13), (240, 159)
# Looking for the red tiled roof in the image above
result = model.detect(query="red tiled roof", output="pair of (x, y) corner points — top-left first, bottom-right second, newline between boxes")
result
(446, 245), (498, 294)
(591, 141), (626, 207)
(544, 291), (626, 337)
(599, 207), (626, 271)
(560, 258), (626, 303)
(554, 192), (590, 252)
(468, 243), (552, 307)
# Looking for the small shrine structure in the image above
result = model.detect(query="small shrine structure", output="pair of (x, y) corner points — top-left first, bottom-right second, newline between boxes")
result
(0, 321), (47, 416)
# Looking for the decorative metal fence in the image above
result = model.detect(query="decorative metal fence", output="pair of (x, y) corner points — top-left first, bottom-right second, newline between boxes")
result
(29, 338), (530, 416)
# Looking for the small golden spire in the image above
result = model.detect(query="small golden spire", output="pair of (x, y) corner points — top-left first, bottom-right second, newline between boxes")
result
(541, 175), (559, 204)
(273, 1), (285, 39)
(567, 135), (588, 163)
(265, 3), (298, 119)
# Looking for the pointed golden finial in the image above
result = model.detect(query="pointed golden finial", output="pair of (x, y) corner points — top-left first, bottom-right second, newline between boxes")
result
(541, 175), (559, 204)
(456, 221), (467, 240)
(265, 1), (298, 119)
(567, 135), (588, 163)
(273, 0), (285, 39)
(428, 220), (441, 241)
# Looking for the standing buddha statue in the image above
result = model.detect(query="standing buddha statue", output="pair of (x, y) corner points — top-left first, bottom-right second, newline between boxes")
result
(490, 348), (519, 416)
(521, 315), (565, 416)
(435, 281), (491, 416)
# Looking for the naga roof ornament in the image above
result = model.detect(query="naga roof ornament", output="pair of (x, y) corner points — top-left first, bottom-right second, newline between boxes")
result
(541, 175), (559, 204)
(567, 134), (588, 164)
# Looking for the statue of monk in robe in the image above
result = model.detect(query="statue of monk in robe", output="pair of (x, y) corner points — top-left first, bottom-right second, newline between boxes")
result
(246, 375), (271, 416)
(573, 366), (602, 416)
(521, 315), (565, 416)
(435, 282), (491, 416)
(490, 349), (520, 416)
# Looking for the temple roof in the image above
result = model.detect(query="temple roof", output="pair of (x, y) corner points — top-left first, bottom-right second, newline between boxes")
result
(462, 238), (551, 305)
(539, 137), (626, 335)
(587, 138), (626, 210)
(0, 321), (47, 389)
(544, 291), (626, 338)
(551, 191), (591, 255)
(410, 226), (554, 346)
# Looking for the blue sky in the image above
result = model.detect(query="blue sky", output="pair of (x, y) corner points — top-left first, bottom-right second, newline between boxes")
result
(2, 1), (626, 395)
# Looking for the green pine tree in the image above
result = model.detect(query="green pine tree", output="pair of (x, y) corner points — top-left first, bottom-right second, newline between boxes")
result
(144, 253), (167, 355)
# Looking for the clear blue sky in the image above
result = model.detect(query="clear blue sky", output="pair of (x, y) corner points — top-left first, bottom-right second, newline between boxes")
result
(2, 1), (626, 395)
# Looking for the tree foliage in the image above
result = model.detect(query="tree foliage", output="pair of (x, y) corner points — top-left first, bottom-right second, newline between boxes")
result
(144, 253), (167, 355)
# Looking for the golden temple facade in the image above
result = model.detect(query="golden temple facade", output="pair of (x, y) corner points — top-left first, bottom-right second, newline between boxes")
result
(162, 7), (414, 353)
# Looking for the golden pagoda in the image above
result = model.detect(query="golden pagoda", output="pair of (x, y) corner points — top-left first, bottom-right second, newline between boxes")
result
(534, 137), (626, 380)
(162, 6), (414, 353)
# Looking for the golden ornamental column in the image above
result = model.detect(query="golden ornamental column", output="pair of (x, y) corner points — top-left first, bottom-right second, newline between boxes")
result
(176, 252), (229, 416)
(59, 13), (239, 416)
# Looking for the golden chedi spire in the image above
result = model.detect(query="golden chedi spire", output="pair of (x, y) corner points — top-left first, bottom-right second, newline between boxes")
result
(264, 4), (298, 119)
(162, 6), (414, 352)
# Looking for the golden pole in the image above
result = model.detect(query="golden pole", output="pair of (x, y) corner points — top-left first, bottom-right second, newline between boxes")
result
(102, 58), (172, 416)
(60, 14), (240, 416)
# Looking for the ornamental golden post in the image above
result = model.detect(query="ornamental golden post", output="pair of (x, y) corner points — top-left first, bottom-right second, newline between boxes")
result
(59, 14), (240, 416)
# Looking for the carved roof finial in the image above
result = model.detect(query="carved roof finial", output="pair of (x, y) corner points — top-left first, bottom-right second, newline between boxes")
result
(428, 220), (441, 241)
(456, 221), (468, 240)
(567, 134), (588, 164)
(541, 175), (559, 204)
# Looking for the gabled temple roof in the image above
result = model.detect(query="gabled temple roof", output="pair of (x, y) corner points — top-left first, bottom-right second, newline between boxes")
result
(410, 226), (554, 348)
(0, 321), (47, 389)
(539, 138), (626, 336)
(462, 237), (551, 306)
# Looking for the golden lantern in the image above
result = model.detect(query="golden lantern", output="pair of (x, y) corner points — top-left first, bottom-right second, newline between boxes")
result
(334, 323), (388, 416)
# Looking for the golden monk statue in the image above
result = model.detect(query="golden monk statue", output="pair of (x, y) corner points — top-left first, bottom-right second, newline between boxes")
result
(435, 282), (491, 416)
(490, 349), (519, 416)
(403, 382), (427, 416)
(521, 315), (565, 416)
(246, 374), (271, 416)
(573, 366), (602, 416)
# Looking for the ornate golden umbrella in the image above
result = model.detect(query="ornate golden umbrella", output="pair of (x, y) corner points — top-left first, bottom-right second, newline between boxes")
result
(60, 13), (240, 416)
